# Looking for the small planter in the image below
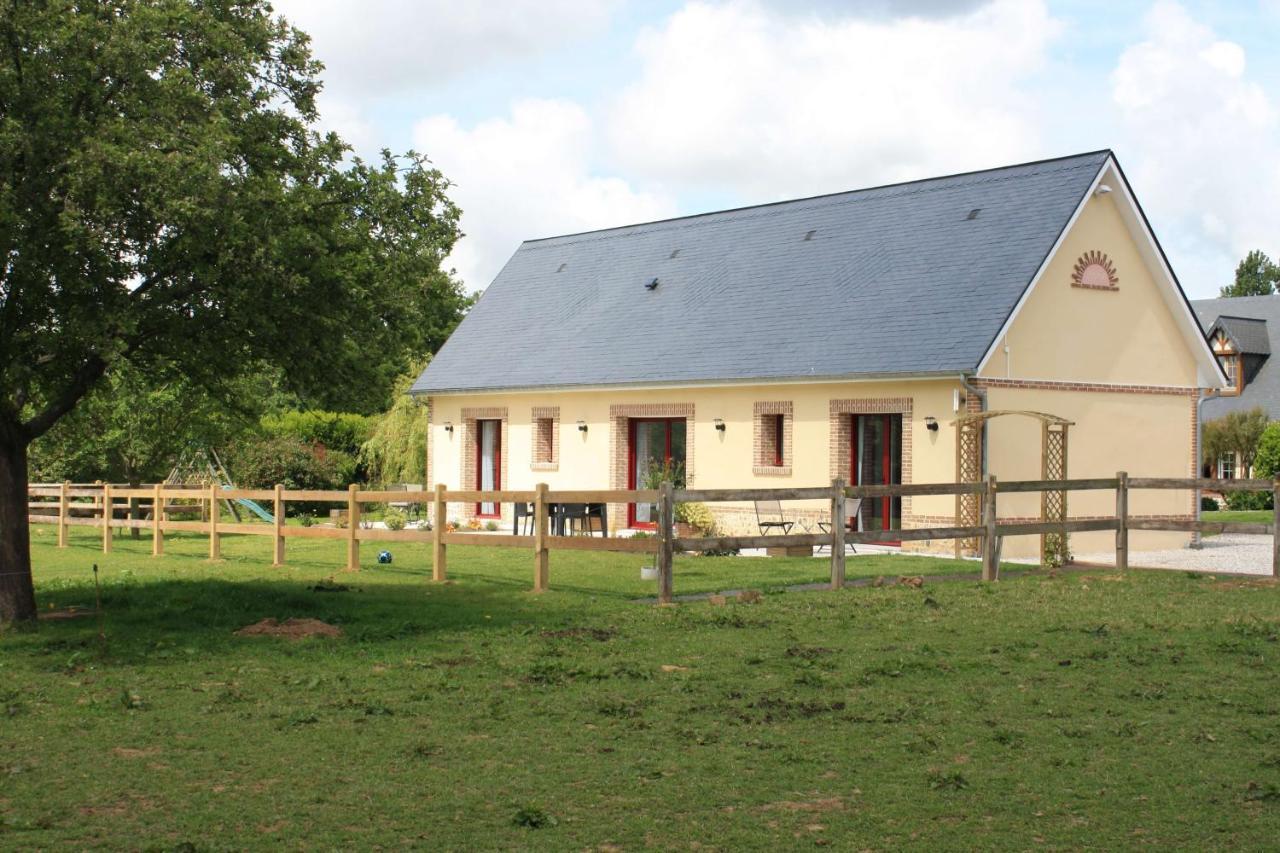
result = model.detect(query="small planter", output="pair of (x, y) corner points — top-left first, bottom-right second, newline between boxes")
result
(640, 565), (659, 581)
(674, 522), (700, 539)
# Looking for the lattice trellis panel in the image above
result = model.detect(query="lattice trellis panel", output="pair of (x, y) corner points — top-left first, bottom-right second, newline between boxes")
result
(955, 420), (983, 557)
(1041, 424), (1069, 567)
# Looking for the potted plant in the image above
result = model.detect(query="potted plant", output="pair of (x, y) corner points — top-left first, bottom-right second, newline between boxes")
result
(674, 501), (714, 539)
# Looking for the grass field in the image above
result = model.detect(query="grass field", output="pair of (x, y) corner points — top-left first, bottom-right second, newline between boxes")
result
(3, 525), (1280, 849)
(1203, 509), (1273, 525)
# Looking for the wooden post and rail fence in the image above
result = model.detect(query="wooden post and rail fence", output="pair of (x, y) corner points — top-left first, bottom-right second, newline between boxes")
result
(26, 475), (1280, 604)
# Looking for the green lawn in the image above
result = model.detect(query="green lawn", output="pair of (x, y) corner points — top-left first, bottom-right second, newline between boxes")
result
(1203, 509), (1273, 525)
(3, 525), (1280, 849)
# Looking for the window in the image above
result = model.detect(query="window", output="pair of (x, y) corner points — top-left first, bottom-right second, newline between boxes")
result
(753, 402), (793, 474)
(534, 418), (555, 464)
(1218, 455), (1236, 480)
(1219, 355), (1242, 394)
(530, 407), (560, 470)
(475, 419), (501, 517)
(769, 413), (784, 467)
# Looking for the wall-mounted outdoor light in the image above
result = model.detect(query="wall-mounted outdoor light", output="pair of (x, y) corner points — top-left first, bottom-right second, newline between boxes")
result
(443, 421), (454, 435)
(577, 420), (588, 433)
(714, 418), (726, 432)
(925, 417), (939, 432)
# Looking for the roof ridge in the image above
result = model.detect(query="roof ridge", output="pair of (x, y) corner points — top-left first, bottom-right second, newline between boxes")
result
(522, 150), (1112, 250)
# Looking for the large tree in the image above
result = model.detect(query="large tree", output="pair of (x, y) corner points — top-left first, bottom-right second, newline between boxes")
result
(1219, 250), (1280, 297)
(0, 0), (466, 623)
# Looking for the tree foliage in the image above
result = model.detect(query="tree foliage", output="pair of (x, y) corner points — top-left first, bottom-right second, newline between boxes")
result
(1219, 250), (1280, 298)
(359, 361), (429, 487)
(1203, 408), (1270, 477)
(0, 0), (467, 622)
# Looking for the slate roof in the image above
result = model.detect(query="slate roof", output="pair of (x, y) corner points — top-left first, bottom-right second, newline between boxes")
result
(1214, 315), (1270, 355)
(414, 151), (1112, 394)
(1193, 296), (1280, 419)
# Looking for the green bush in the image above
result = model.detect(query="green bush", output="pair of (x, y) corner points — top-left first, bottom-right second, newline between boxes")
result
(1254, 422), (1280, 479)
(229, 434), (344, 493)
(260, 410), (373, 456)
(1201, 495), (1220, 512)
(1226, 489), (1274, 511)
(382, 508), (407, 531)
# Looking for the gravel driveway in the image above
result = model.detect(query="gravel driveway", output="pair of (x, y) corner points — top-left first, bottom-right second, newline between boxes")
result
(1073, 533), (1273, 576)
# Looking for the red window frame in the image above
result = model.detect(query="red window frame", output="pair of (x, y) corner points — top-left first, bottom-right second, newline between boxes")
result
(852, 413), (901, 545)
(627, 417), (682, 529)
(474, 419), (502, 518)
(770, 413), (785, 467)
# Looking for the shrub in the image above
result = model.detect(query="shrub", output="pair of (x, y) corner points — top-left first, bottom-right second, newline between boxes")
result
(1254, 422), (1280, 479)
(1226, 489), (1274, 511)
(383, 508), (407, 531)
(484, 520), (499, 532)
(260, 410), (373, 456)
(228, 434), (343, 493)
(675, 501), (715, 532)
(1201, 495), (1221, 512)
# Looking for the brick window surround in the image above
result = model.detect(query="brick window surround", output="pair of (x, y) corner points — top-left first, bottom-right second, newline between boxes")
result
(753, 401), (793, 476)
(461, 407), (508, 522)
(609, 403), (695, 531)
(829, 397), (914, 517)
(531, 406), (560, 471)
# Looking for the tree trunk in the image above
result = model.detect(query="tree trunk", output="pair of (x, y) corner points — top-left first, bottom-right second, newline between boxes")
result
(0, 438), (37, 624)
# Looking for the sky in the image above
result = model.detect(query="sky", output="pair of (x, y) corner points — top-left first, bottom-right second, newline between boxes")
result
(272, 0), (1280, 299)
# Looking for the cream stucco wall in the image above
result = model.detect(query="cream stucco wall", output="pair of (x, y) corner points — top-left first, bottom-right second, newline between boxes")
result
(428, 379), (964, 532)
(979, 189), (1199, 387)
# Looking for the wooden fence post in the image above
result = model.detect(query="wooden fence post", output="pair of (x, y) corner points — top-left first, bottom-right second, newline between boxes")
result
(657, 480), (675, 605)
(1272, 478), (1280, 579)
(1115, 471), (1128, 571)
(101, 482), (113, 554)
(208, 482), (221, 560)
(346, 484), (360, 572)
(830, 478), (846, 590)
(432, 483), (447, 581)
(57, 480), (69, 547)
(982, 474), (998, 581)
(152, 482), (163, 556)
(272, 484), (285, 566)
(533, 482), (549, 592)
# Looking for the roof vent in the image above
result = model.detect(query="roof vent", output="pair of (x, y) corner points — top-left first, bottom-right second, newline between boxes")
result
(669, 248), (680, 259)
(645, 277), (660, 291)
(556, 262), (568, 272)
(966, 208), (981, 220)
(803, 230), (817, 241)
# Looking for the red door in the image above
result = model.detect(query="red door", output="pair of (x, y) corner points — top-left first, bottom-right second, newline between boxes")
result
(628, 418), (686, 528)
(852, 414), (902, 543)
(475, 419), (501, 518)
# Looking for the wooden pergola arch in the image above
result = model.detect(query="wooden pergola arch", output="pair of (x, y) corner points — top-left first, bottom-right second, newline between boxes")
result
(952, 410), (1074, 566)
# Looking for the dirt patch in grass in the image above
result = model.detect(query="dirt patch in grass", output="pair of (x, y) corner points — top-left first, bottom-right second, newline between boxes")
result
(38, 607), (97, 621)
(760, 796), (845, 813)
(235, 618), (343, 639)
(111, 747), (160, 759)
(540, 626), (618, 641)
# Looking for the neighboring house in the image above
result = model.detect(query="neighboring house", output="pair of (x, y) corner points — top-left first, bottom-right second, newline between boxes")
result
(1191, 295), (1280, 478)
(413, 151), (1225, 558)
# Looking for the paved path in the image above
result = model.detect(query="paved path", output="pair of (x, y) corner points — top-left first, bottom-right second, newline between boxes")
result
(1073, 533), (1273, 576)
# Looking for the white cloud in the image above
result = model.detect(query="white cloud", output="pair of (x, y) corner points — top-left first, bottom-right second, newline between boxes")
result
(606, 0), (1062, 200)
(412, 99), (675, 290)
(271, 0), (619, 94)
(1111, 1), (1280, 296)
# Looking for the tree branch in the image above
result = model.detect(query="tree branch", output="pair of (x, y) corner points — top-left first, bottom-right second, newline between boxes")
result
(21, 355), (108, 441)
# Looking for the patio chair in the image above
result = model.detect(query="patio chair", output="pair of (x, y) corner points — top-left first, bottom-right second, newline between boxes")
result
(755, 499), (794, 535)
(513, 502), (535, 536)
(817, 498), (863, 554)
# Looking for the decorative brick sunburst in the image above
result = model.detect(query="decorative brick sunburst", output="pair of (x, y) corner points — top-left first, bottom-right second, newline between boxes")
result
(1071, 250), (1119, 291)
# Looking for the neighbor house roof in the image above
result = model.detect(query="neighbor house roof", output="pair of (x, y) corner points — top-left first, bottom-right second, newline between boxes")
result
(1193, 296), (1280, 419)
(414, 150), (1198, 394)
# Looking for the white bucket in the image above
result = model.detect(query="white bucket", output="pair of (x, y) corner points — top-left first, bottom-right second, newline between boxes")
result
(640, 565), (659, 581)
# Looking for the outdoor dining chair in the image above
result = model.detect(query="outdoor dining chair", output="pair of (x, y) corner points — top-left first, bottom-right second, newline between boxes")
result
(754, 499), (794, 535)
(513, 502), (535, 536)
(817, 498), (863, 554)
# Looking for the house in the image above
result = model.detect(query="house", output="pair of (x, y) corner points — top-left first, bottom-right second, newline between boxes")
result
(1191, 295), (1280, 478)
(412, 151), (1225, 559)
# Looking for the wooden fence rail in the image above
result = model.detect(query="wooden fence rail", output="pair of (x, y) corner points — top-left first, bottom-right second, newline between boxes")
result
(26, 474), (1280, 604)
